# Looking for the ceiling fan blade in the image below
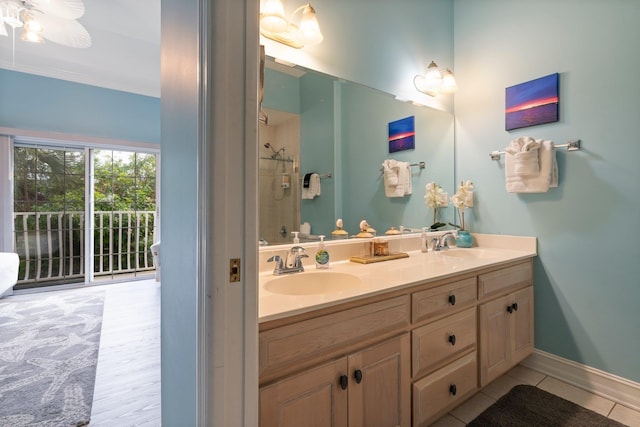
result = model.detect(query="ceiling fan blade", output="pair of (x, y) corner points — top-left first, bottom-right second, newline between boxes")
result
(29, 0), (85, 20)
(35, 13), (91, 48)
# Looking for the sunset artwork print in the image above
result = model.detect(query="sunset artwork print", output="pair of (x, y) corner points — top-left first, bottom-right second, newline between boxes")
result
(388, 116), (415, 153)
(505, 73), (559, 131)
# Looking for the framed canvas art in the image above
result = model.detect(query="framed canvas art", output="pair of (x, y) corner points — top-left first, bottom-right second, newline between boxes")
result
(505, 73), (559, 131)
(388, 116), (415, 153)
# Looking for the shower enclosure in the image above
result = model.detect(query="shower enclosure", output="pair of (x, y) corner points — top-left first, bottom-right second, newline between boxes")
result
(258, 109), (300, 246)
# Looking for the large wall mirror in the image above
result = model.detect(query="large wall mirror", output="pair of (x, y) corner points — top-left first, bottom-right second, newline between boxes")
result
(259, 58), (455, 246)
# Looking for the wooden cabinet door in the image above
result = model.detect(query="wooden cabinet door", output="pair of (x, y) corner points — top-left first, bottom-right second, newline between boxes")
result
(511, 286), (534, 365)
(479, 293), (511, 386)
(479, 286), (534, 387)
(260, 358), (348, 427)
(348, 334), (410, 427)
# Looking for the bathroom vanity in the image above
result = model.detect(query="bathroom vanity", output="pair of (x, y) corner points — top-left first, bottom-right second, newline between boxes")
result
(258, 234), (536, 426)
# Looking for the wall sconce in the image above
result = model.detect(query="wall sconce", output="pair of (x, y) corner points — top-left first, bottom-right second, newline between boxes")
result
(414, 61), (458, 97)
(260, 0), (323, 49)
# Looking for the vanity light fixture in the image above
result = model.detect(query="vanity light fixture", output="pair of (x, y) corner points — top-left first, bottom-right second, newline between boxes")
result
(414, 61), (458, 97)
(259, 0), (323, 49)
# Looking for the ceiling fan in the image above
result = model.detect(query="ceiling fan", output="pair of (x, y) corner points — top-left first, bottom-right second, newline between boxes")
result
(0, 0), (91, 48)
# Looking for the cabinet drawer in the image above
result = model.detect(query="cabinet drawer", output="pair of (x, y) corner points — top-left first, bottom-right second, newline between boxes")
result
(412, 277), (476, 324)
(478, 261), (532, 300)
(412, 307), (476, 378)
(260, 295), (410, 381)
(413, 352), (478, 427)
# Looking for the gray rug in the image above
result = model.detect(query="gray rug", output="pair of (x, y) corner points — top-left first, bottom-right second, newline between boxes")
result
(0, 291), (105, 427)
(468, 384), (627, 426)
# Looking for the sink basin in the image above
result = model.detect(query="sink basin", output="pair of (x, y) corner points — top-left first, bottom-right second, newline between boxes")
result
(263, 271), (364, 296)
(437, 248), (499, 260)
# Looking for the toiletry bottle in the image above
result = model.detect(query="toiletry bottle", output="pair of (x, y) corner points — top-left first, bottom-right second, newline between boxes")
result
(421, 227), (428, 253)
(315, 235), (330, 269)
(292, 231), (300, 244)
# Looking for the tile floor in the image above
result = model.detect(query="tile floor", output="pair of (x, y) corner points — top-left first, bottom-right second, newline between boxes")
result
(432, 365), (640, 427)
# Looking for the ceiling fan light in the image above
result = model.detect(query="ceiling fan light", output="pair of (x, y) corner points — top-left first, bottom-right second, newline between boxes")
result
(20, 12), (44, 43)
(21, 28), (44, 42)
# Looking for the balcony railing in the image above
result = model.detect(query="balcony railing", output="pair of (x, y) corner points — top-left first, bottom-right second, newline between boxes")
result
(13, 210), (157, 285)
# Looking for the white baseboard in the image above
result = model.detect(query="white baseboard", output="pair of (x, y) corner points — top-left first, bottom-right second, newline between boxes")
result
(521, 349), (640, 412)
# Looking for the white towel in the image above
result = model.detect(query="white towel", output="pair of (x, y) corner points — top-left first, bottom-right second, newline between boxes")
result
(505, 138), (558, 193)
(382, 159), (412, 197)
(505, 136), (541, 177)
(399, 161), (412, 195)
(302, 173), (321, 199)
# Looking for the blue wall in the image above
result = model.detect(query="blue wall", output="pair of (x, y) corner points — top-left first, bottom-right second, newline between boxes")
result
(454, 0), (640, 382)
(340, 83), (455, 233)
(299, 71), (335, 235)
(0, 70), (160, 144)
(262, 0), (455, 113)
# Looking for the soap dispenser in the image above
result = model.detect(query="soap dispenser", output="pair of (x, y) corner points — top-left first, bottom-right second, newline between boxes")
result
(315, 235), (330, 269)
(421, 227), (428, 253)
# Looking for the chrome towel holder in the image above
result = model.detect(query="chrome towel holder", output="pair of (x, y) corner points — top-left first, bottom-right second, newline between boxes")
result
(379, 161), (426, 173)
(490, 139), (581, 160)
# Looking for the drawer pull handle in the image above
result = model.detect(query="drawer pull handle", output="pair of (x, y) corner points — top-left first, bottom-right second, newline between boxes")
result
(448, 294), (456, 306)
(449, 384), (457, 396)
(448, 334), (456, 346)
(339, 374), (348, 390)
(354, 369), (363, 384)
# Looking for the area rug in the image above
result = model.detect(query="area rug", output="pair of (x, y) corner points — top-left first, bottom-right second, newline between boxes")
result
(0, 291), (105, 427)
(468, 384), (627, 427)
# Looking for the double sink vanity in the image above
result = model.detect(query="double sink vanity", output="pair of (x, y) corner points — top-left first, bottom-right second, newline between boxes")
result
(258, 233), (537, 426)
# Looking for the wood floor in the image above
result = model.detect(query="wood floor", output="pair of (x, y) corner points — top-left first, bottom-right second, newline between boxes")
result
(89, 279), (161, 426)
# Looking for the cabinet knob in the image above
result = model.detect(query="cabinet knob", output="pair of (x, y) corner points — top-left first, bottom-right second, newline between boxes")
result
(449, 384), (457, 396)
(354, 369), (363, 384)
(448, 334), (456, 346)
(339, 375), (348, 390)
(448, 294), (456, 306)
(512, 302), (518, 311)
(507, 305), (514, 314)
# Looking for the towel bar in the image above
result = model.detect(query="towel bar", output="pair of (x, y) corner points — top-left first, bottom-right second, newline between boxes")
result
(299, 173), (332, 180)
(379, 161), (426, 173)
(490, 139), (580, 160)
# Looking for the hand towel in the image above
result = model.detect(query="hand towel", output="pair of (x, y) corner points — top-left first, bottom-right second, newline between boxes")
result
(302, 173), (321, 199)
(505, 136), (541, 177)
(383, 159), (412, 197)
(303, 173), (312, 188)
(382, 159), (402, 197)
(399, 161), (412, 195)
(505, 138), (557, 193)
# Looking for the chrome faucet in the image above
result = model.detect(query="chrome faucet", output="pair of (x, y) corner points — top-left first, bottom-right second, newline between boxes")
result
(431, 232), (458, 251)
(267, 246), (309, 275)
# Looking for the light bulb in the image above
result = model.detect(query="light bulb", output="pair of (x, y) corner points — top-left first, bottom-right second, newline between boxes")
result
(260, 0), (287, 33)
(441, 69), (458, 93)
(297, 4), (323, 45)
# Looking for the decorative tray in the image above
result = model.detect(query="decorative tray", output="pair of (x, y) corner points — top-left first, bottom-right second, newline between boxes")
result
(349, 252), (409, 264)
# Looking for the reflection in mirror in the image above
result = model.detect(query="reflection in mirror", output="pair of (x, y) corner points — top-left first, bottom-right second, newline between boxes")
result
(259, 109), (301, 246)
(260, 59), (455, 245)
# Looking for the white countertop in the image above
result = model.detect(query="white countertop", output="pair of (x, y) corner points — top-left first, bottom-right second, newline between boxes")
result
(259, 234), (537, 323)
